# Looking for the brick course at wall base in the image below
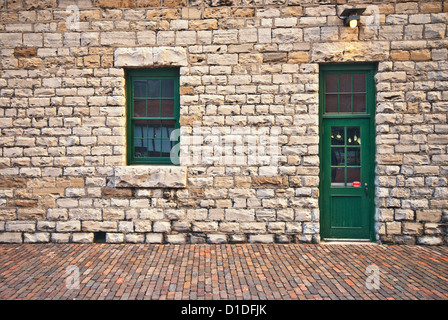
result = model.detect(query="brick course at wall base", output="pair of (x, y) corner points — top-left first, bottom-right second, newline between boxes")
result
(0, 0), (447, 245)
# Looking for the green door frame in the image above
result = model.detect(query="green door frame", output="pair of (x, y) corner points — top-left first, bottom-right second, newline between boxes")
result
(318, 64), (377, 242)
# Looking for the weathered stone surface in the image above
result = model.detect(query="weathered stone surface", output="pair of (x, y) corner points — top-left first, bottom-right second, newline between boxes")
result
(72, 232), (94, 243)
(114, 47), (153, 67)
(311, 42), (390, 62)
(0, 232), (22, 243)
(207, 233), (227, 243)
(106, 233), (124, 243)
(97, 0), (134, 8)
(112, 166), (187, 188)
(166, 234), (187, 244)
(23, 232), (50, 243)
(248, 234), (274, 243)
(145, 233), (164, 243)
(153, 47), (188, 66)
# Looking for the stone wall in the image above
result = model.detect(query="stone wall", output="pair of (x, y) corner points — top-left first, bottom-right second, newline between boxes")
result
(0, 0), (447, 245)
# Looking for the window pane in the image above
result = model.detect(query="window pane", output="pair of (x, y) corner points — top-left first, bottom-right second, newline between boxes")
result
(148, 80), (161, 98)
(133, 99), (146, 117)
(134, 141), (148, 158)
(134, 80), (146, 98)
(161, 79), (174, 98)
(161, 100), (174, 117)
(353, 94), (366, 113)
(161, 140), (174, 157)
(147, 139), (161, 156)
(347, 127), (361, 145)
(339, 74), (351, 93)
(347, 168), (361, 184)
(147, 120), (161, 138)
(331, 147), (344, 166)
(340, 94), (351, 112)
(325, 94), (338, 113)
(347, 148), (360, 166)
(331, 127), (344, 145)
(161, 120), (176, 140)
(331, 168), (345, 187)
(147, 99), (160, 117)
(133, 120), (148, 139)
(325, 74), (338, 93)
(353, 74), (366, 92)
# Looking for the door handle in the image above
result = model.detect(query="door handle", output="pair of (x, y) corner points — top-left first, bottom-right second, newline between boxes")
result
(364, 183), (368, 197)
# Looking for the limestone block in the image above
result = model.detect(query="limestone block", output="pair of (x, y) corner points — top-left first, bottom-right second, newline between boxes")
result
(0, 232), (22, 243)
(72, 233), (94, 243)
(166, 234), (186, 244)
(82, 221), (117, 232)
(51, 233), (70, 243)
(24, 232), (50, 243)
(112, 166), (187, 188)
(153, 221), (171, 233)
(126, 234), (145, 243)
(225, 208), (255, 221)
(248, 234), (274, 243)
(153, 47), (188, 66)
(134, 220), (152, 232)
(106, 233), (124, 243)
(145, 233), (164, 243)
(114, 47), (153, 67)
(6, 221), (35, 232)
(207, 234), (227, 244)
(312, 41), (389, 62)
(56, 221), (81, 232)
(417, 236), (442, 245)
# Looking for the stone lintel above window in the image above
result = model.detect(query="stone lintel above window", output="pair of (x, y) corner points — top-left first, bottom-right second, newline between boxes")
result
(114, 47), (188, 67)
(112, 166), (187, 188)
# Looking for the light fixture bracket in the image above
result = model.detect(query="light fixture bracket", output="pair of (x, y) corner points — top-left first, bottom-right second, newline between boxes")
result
(340, 8), (366, 28)
(340, 8), (366, 17)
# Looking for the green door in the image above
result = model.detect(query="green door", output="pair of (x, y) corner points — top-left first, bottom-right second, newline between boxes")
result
(319, 64), (376, 241)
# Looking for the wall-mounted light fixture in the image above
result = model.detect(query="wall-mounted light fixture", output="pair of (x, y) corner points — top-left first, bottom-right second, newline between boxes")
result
(339, 8), (366, 28)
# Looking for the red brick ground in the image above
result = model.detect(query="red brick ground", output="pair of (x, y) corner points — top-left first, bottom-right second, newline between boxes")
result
(0, 243), (447, 300)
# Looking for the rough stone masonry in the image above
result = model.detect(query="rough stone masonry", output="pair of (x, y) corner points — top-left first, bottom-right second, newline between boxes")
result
(0, 0), (447, 245)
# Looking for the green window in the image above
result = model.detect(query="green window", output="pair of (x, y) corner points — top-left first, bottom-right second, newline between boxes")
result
(126, 68), (180, 165)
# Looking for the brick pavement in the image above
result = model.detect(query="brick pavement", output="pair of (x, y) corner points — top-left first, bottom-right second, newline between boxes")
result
(0, 243), (447, 300)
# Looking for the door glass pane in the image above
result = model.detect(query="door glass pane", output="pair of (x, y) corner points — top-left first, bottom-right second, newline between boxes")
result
(134, 80), (147, 98)
(148, 80), (161, 98)
(147, 99), (160, 117)
(339, 74), (351, 93)
(347, 148), (360, 166)
(133, 99), (146, 117)
(331, 168), (345, 187)
(353, 94), (366, 113)
(347, 127), (361, 145)
(347, 167), (361, 184)
(161, 100), (174, 117)
(325, 74), (338, 93)
(161, 79), (174, 98)
(340, 94), (351, 112)
(353, 74), (366, 92)
(331, 147), (344, 166)
(325, 94), (338, 113)
(331, 127), (344, 145)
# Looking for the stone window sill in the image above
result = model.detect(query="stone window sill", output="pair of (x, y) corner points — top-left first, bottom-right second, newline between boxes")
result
(112, 166), (187, 188)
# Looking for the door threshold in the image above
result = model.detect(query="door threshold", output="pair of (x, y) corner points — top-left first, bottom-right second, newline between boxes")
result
(322, 238), (375, 245)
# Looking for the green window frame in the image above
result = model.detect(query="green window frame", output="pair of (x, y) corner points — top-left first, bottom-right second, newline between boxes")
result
(126, 68), (180, 165)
